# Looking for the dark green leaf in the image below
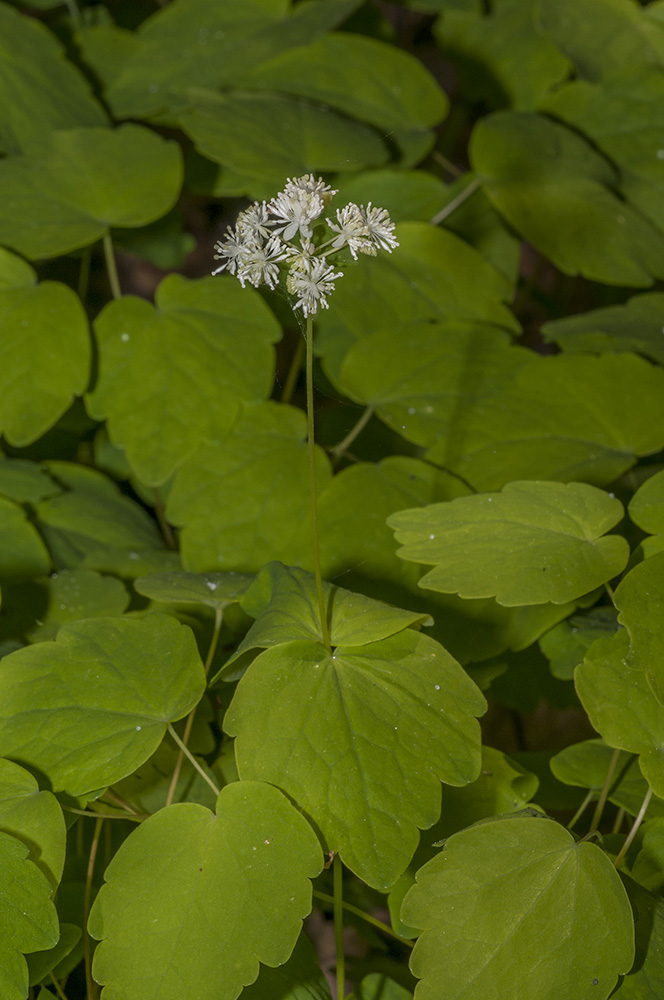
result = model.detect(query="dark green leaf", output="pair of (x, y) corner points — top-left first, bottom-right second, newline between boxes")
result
(134, 570), (254, 609)
(611, 877), (664, 998)
(89, 781), (323, 1000)
(87, 274), (281, 485)
(629, 470), (664, 555)
(0, 614), (206, 796)
(539, 607), (619, 680)
(0, 496), (51, 580)
(403, 816), (635, 1000)
(334, 170), (449, 223)
(27, 923), (81, 989)
(550, 740), (664, 820)
(241, 933), (332, 1000)
(25, 569), (130, 643)
(226, 630), (485, 889)
(0, 459), (60, 505)
(472, 111), (664, 286)
(389, 481), (628, 606)
(541, 293), (664, 365)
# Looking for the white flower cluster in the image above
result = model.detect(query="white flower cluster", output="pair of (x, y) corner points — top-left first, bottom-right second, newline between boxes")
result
(212, 174), (398, 318)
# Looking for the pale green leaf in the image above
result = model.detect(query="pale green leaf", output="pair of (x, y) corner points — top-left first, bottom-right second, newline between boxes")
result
(389, 481), (628, 606)
(550, 740), (664, 820)
(87, 274), (281, 485)
(0, 124), (183, 259)
(0, 496), (51, 580)
(434, 0), (570, 110)
(316, 222), (519, 382)
(629, 469), (664, 546)
(575, 553), (664, 795)
(541, 292), (664, 365)
(402, 816), (635, 1000)
(241, 32), (447, 131)
(89, 781), (323, 1000)
(0, 280), (90, 445)
(0, 831), (59, 1000)
(0, 614), (206, 797)
(472, 111), (664, 286)
(226, 630), (485, 889)
(0, 3), (107, 154)
(224, 561), (431, 676)
(0, 758), (66, 888)
(134, 570), (253, 609)
(167, 403), (332, 573)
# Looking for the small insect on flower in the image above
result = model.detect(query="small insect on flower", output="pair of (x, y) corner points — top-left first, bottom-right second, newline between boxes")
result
(211, 174), (398, 317)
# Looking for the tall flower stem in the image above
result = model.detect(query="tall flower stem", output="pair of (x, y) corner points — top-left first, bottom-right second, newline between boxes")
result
(305, 315), (331, 651)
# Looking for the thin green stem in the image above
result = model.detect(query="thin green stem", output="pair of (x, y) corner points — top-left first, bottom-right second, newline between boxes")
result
(152, 487), (177, 550)
(305, 315), (331, 651)
(333, 855), (345, 1000)
(612, 807), (626, 834)
(165, 606), (223, 808)
(281, 335), (305, 404)
(330, 407), (374, 463)
(84, 817), (103, 1000)
(64, 806), (145, 823)
(589, 747), (621, 833)
(604, 581), (616, 604)
(167, 723), (220, 798)
(429, 176), (482, 227)
(102, 230), (121, 300)
(567, 789), (595, 831)
(49, 970), (70, 1000)
(614, 787), (653, 869)
(313, 890), (414, 947)
(430, 150), (463, 178)
(100, 789), (138, 815)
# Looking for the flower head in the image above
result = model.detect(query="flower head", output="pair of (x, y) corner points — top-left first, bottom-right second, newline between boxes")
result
(211, 175), (397, 317)
(287, 258), (343, 317)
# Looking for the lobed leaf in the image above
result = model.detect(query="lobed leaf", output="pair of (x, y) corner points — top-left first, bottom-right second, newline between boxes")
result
(0, 496), (51, 580)
(402, 816), (635, 1000)
(389, 481), (628, 606)
(89, 781), (323, 1000)
(0, 758), (66, 888)
(0, 614), (206, 797)
(134, 570), (254, 609)
(87, 274), (281, 485)
(541, 292), (664, 365)
(226, 629), (485, 889)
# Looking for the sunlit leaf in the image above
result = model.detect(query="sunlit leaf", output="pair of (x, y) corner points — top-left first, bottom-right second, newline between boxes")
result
(0, 758), (66, 888)
(402, 815), (635, 1000)
(87, 274), (281, 485)
(89, 781), (323, 1000)
(0, 614), (206, 797)
(226, 630), (485, 889)
(389, 481), (628, 606)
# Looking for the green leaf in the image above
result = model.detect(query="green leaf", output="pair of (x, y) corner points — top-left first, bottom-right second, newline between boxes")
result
(550, 740), (664, 820)
(0, 3), (107, 154)
(402, 815), (635, 1000)
(0, 831), (59, 1000)
(112, 740), (219, 813)
(0, 124), (183, 259)
(539, 607), (619, 680)
(134, 570), (254, 609)
(534, 0), (664, 82)
(356, 975), (412, 1000)
(0, 459), (60, 505)
(471, 111), (664, 286)
(433, 0), (570, 110)
(89, 781), (323, 1000)
(0, 614), (206, 797)
(437, 179), (522, 287)
(167, 403), (332, 573)
(631, 819), (664, 893)
(241, 32), (447, 131)
(226, 629), (485, 889)
(541, 292), (664, 365)
(225, 561), (432, 676)
(0, 758), (66, 888)
(334, 170), (449, 223)
(103, 0), (360, 118)
(241, 933), (332, 1000)
(0, 496), (52, 580)
(0, 246), (35, 290)
(27, 923), (81, 989)
(112, 207), (196, 269)
(629, 469), (664, 551)
(316, 222), (519, 382)
(25, 569), (130, 643)
(389, 481), (628, 606)
(542, 69), (664, 236)
(178, 91), (388, 198)
(35, 461), (163, 569)
(87, 274), (281, 485)
(611, 877), (664, 998)
(575, 553), (664, 794)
